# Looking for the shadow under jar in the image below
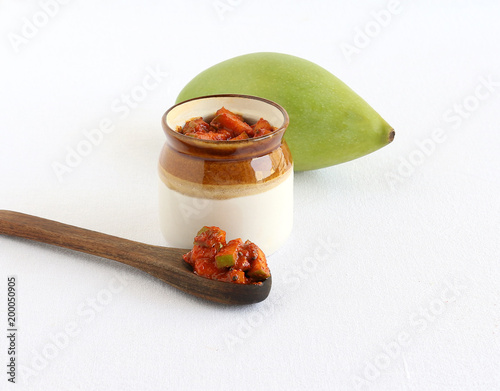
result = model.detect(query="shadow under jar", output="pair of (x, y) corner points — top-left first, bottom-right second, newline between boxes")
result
(159, 94), (293, 255)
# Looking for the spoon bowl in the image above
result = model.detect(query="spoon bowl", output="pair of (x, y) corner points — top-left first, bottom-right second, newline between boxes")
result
(0, 210), (271, 305)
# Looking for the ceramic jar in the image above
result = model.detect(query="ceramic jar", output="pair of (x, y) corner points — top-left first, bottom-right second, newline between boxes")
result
(159, 94), (293, 255)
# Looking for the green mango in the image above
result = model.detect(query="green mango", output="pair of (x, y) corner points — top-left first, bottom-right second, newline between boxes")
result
(176, 52), (394, 171)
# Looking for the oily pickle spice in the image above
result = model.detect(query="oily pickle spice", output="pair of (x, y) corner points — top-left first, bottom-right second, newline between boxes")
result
(183, 226), (271, 284)
(177, 107), (276, 141)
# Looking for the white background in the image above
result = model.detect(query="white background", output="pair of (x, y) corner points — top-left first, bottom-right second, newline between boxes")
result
(1, 1), (499, 390)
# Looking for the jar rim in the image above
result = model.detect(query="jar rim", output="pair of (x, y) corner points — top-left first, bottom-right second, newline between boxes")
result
(161, 94), (290, 147)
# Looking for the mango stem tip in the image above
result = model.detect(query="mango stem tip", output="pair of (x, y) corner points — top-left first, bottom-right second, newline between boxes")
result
(388, 129), (395, 143)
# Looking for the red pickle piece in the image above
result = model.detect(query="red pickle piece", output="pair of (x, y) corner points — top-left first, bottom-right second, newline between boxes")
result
(176, 107), (276, 141)
(183, 226), (271, 285)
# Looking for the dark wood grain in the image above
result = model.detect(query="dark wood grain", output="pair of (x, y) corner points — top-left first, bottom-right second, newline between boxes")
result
(0, 210), (271, 305)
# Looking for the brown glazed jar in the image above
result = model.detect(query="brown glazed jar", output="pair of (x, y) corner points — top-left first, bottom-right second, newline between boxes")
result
(159, 94), (293, 255)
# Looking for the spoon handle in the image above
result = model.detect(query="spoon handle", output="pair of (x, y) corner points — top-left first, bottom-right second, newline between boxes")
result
(0, 210), (186, 279)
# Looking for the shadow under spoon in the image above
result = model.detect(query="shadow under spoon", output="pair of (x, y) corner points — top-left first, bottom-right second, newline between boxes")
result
(0, 210), (271, 305)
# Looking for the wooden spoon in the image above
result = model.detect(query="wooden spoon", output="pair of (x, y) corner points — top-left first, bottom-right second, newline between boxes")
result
(0, 210), (271, 305)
